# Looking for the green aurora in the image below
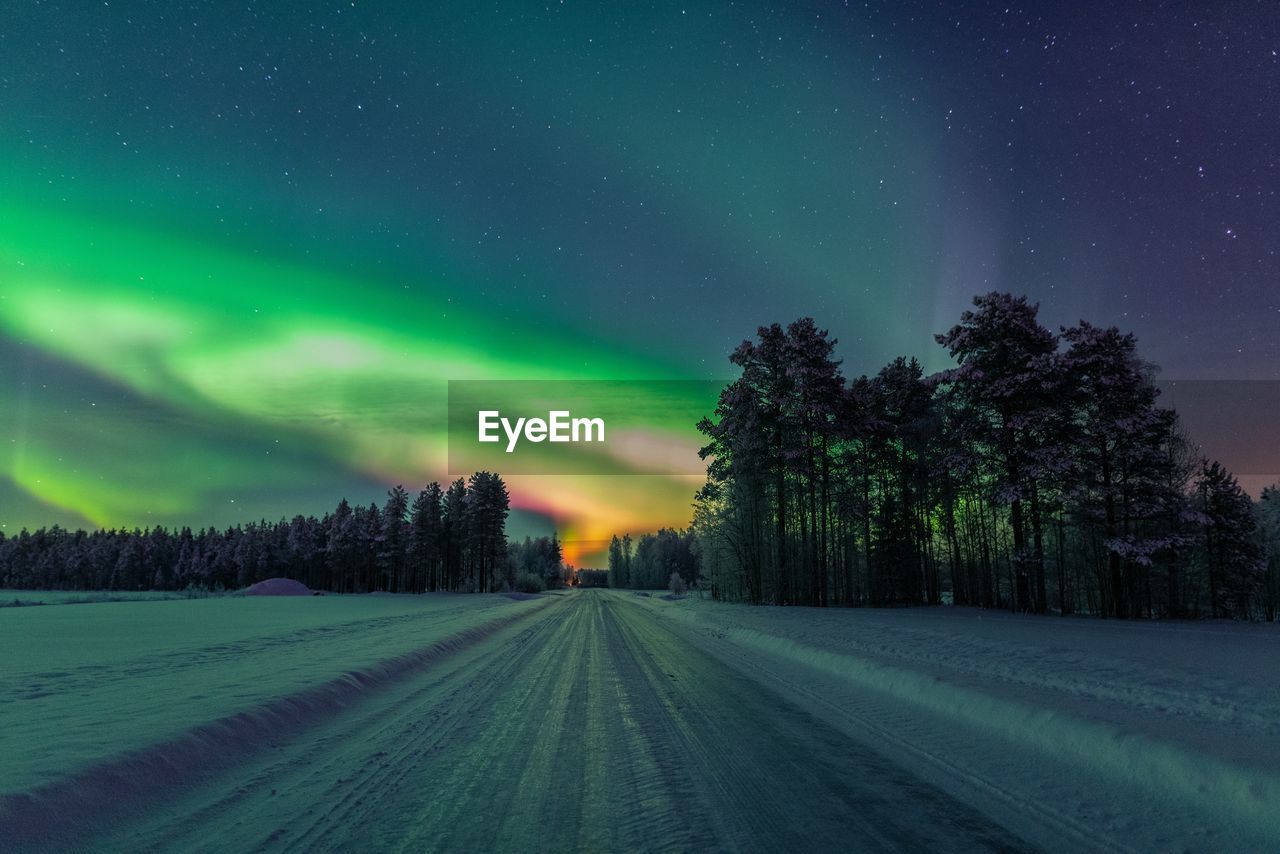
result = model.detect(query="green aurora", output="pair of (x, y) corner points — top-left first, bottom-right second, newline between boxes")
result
(0, 2), (958, 563)
(0, 200), (715, 563)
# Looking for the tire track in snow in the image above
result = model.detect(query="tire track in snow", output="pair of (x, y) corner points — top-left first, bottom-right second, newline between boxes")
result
(605, 594), (1033, 853)
(18, 591), (1040, 852)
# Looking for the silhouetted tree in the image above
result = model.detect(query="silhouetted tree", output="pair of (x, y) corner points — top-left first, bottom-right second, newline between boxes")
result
(690, 296), (1263, 620)
(1194, 461), (1262, 619)
(409, 483), (444, 592)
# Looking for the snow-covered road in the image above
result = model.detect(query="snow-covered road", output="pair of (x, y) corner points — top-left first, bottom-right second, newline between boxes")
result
(5, 588), (1276, 852)
(4, 590), (1037, 852)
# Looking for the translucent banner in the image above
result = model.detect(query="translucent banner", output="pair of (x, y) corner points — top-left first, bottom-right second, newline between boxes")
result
(447, 380), (724, 475)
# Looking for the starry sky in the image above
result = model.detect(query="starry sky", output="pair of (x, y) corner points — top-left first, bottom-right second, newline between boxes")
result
(1, 1), (1277, 564)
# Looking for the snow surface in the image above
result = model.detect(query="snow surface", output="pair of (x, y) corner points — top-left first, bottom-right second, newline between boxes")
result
(0, 592), (548, 796)
(632, 594), (1280, 851)
(2, 588), (1276, 851)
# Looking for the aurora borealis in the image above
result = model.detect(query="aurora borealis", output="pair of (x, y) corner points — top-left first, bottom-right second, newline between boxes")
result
(2, 2), (1278, 564)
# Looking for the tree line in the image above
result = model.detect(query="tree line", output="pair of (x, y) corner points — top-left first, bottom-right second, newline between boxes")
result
(0, 471), (569, 595)
(606, 528), (700, 591)
(694, 293), (1280, 620)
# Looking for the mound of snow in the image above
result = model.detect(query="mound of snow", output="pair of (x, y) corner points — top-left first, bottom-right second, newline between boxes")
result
(242, 578), (312, 596)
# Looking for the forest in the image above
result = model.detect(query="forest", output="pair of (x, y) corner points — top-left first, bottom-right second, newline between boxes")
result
(605, 528), (700, 592)
(0, 471), (569, 595)
(692, 293), (1280, 620)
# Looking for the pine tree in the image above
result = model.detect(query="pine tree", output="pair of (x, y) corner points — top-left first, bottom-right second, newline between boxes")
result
(1059, 321), (1179, 617)
(608, 535), (626, 588)
(327, 498), (357, 593)
(380, 485), (410, 592)
(409, 483), (444, 592)
(936, 293), (1058, 613)
(464, 471), (509, 593)
(1195, 461), (1261, 619)
(1257, 486), (1280, 622)
(545, 530), (563, 588)
(441, 478), (468, 591)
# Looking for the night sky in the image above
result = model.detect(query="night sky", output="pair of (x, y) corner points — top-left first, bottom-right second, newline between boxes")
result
(2, 2), (1277, 563)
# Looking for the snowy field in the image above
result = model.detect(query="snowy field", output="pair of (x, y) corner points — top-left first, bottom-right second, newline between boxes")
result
(1, 588), (1276, 852)
(0, 592), (551, 794)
